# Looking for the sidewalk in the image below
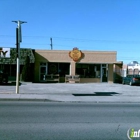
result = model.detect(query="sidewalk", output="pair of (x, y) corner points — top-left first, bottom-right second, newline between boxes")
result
(0, 82), (140, 103)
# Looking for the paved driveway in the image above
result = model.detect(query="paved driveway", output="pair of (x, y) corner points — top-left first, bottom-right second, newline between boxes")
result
(0, 82), (140, 96)
(0, 83), (140, 102)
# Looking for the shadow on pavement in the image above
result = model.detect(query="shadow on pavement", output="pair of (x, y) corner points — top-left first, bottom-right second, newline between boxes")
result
(73, 92), (120, 96)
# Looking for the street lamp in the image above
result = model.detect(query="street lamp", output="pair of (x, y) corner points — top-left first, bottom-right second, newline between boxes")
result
(12, 20), (27, 94)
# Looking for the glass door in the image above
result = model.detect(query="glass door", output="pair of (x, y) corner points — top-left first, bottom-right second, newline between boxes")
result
(101, 64), (108, 82)
(40, 63), (48, 81)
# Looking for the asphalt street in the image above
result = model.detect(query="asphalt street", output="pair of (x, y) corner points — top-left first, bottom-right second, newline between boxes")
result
(0, 101), (140, 140)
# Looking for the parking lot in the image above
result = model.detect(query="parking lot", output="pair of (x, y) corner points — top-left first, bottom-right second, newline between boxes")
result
(0, 82), (140, 95)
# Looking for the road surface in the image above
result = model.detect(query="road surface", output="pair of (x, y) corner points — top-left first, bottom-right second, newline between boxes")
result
(0, 101), (140, 140)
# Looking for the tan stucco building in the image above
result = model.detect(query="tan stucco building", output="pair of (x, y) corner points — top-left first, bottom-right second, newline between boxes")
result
(34, 49), (123, 83)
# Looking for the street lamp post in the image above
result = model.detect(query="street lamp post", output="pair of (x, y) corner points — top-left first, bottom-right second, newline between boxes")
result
(12, 20), (27, 94)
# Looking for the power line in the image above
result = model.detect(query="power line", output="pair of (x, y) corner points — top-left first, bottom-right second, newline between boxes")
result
(1, 34), (140, 44)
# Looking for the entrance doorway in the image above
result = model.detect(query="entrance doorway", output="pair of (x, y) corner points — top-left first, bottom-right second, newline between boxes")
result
(101, 64), (108, 82)
(39, 62), (48, 81)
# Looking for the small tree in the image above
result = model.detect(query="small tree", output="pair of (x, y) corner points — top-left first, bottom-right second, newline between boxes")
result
(22, 56), (31, 81)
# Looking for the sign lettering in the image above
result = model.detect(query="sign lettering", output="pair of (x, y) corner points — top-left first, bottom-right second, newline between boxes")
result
(0, 50), (8, 57)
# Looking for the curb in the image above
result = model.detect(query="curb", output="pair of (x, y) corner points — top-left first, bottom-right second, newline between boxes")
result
(0, 98), (58, 102)
(0, 97), (140, 103)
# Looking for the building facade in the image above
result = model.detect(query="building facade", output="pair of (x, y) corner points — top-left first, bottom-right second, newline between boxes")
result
(34, 48), (123, 83)
(0, 47), (123, 83)
(126, 61), (140, 75)
(0, 47), (35, 81)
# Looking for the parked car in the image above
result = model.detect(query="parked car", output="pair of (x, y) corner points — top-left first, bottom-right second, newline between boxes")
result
(122, 75), (140, 86)
(0, 70), (8, 84)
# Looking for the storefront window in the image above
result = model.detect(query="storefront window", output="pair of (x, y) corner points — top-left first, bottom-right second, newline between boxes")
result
(48, 63), (58, 74)
(76, 64), (101, 78)
(48, 63), (70, 77)
(58, 63), (70, 77)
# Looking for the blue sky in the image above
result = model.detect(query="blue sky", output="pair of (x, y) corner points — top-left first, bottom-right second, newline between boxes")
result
(0, 0), (140, 64)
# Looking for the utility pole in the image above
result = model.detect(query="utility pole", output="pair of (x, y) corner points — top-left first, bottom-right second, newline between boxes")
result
(12, 20), (27, 94)
(50, 37), (53, 50)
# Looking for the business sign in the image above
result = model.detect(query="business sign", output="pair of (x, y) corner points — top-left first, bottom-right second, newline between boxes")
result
(0, 48), (10, 58)
(69, 47), (83, 62)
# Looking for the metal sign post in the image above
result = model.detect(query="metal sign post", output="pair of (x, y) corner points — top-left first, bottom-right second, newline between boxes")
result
(12, 20), (27, 94)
